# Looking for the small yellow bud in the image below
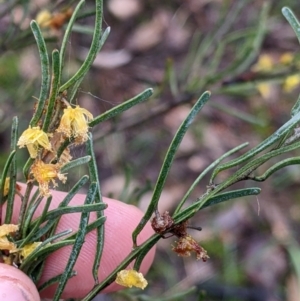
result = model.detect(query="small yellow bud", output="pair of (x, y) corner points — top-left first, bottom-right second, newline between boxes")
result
(283, 74), (300, 92)
(252, 54), (274, 72)
(36, 10), (52, 28)
(280, 52), (294, 65)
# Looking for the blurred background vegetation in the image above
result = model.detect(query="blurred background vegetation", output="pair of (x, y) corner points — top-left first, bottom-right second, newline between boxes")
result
(1, 0), (300, 300)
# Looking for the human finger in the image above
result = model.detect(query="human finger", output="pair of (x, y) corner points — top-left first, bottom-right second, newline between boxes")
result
(2, 184), (156, 299)
(0, 263), (40, 301)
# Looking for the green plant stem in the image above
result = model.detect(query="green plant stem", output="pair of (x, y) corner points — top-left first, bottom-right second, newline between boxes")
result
(17, 181), (33, 237)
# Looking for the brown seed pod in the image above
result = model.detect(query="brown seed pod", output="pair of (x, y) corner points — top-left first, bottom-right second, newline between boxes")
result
(151, 210), (174, 234)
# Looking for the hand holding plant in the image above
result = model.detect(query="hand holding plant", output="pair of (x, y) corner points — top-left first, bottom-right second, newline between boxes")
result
(0, 186), (155, 300)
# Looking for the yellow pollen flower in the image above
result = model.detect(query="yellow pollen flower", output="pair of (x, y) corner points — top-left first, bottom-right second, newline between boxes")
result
(1, 178), (21, 198)
(30, 159), (67, 196)
(0, 224), (18, 237)
(283, 74), (300, 92)
(115, 269), (148, 289)
(36, 10), (52, 28)
(256, 83), (272, 99)
(0, 224), (18, 253)
(252, 54), (274, 72)
(0, 237), (17, 252)
(57, 105), (93, 144)
(280, 52), (294, 65)
(36, 8), (73, 31)
(17, 126), (52, 158)
(20, 242), (42, 260)
(3, 177), (10, 197)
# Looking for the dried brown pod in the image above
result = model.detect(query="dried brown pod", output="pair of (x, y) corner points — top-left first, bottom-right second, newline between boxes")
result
(172, 234), (209, 262)
(151, 210), (174, 235)
(151, 209), (208, 261)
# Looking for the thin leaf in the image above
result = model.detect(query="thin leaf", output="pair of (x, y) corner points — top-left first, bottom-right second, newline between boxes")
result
(174, 187), (261, 223)
(60, 156), (91, 173)
(23, 157), (34, 180)
(211, 140), (300, 199)
(211, 110), (300, 181)
(21, 195), (45, 239)
(43, 49), (61, 132)
(18, 182), (34, 232)
(249, 156), (300, 182)
(68, 27), (111, 102)
(185, 0), (249, 87)
(86, 134), (105, 283)
(0, 150), (16, 205)
(30, 203), (107, 228)
(89, 88), (153, 127)
(199, 187), (261, 210)
(282, 7), (300, 45)
(59, 0), (105, 92)
(5, 117), (18, 223)
(59, 0), (86, 80)
(166, 58), (178, 96)
(31, 175), (89, 241)
(52, 183), (97, 301)
(21, 230), (73, 272)
(67, 216), (106, 241)
(20, 196), (52, 247)
(38, 271), (77, 292)
(30, 260), (46, 284)
(291, 93), (300, 117)
(29, 21), (50, 126)
(25, 239), (75, 276)
(133, 236), (158, 271)
(132, 91), (211, 246)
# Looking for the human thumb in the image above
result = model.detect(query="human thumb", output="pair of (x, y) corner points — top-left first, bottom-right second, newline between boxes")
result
(0, 263), (40, 301)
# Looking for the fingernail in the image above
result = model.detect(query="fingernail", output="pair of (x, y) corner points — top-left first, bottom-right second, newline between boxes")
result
(0, 279), (36, 301)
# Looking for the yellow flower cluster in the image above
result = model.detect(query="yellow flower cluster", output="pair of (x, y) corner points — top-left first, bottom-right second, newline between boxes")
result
(0, 224), (43, 265)
(0, 224), (18, 253)
(283, 74), (300, 92)
(17, 104), (93, 196)
(19, 242), (42, 260)
(252, 53), (300, 98)
(57, 106), (93, 144)
(36, 10), (52, 28)
(17, 126), (52, 159)
(30, 159), (67, 196)
(36, 8), (73, 31)
(115, 269), (148, 289)
(252, 54), (274, 72)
